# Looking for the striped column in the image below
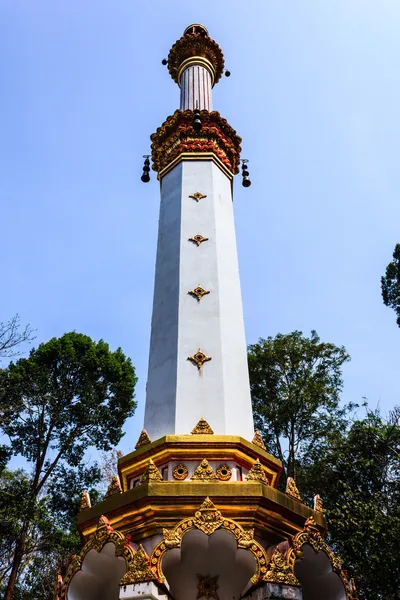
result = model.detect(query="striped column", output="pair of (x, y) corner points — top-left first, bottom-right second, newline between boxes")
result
(180, 65), (213, 111)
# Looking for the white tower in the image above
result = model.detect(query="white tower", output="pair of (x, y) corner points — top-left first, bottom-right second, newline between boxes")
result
(144, 24), (254, 440)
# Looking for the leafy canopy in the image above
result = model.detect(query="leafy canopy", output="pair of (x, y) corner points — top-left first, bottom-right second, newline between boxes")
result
(248, 330), (352, 482)
(381, 243), (400, 327)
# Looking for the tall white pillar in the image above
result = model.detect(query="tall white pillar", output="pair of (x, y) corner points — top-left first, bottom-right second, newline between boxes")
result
(180, 64), (212, 111)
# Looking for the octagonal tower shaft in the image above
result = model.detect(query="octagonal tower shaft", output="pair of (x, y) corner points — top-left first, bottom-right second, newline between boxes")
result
(144, 26), (254, 440)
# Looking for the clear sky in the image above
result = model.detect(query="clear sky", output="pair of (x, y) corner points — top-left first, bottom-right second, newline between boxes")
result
(1, 1), (400, 458)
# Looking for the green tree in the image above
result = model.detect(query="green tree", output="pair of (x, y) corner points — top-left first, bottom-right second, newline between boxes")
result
(0, 332), (137, 600)
(298, 410), (400, 600)
(248, 330), (352, 484)
(381, 243), (400, 327)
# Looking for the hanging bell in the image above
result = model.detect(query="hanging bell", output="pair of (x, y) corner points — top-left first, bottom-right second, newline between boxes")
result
(242, 176), (251, 188)
(141, 156), (151, 183)
(241, 159), (251, 187)
(193, 108), (202, 132)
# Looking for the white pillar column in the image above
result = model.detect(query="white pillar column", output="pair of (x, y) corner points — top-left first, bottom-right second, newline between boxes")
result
(180, 65), (213, 111)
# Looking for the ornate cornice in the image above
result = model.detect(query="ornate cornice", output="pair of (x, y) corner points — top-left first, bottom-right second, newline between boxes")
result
(150, 498), (268, 584)
(151, 110), (242, 176)
(167, 30), (224, 86)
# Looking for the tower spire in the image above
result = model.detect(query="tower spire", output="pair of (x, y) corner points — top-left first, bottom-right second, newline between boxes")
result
(144, 26), (254, 440)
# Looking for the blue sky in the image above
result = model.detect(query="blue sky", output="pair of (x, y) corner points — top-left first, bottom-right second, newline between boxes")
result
(1, 1), (400, 458)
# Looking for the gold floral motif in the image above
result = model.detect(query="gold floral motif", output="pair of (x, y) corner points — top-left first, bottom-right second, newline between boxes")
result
(105, 475), (123, 498)
(60, 515), (154, 600)
(216, 464), (232, 481)
(245, 459), (269, 484)
(191, 459), (217, 481)
(188, 285), (210, 302)
(192, 417), (214, 434)
(167, 29), (225, 85)
(286, 517), (355, 599)
(149, 498), (267, 585)
(286, 477), (301, 501)
(135, 429), (152, 449)
(189, 191), (207, 202)
(264, 548), (300, 586)
(189, 234), (209, 246)
(120, 545), (156, 585)
(188, 349), (212, 369)
(151, 110), (242, 175)
(314, 494), (324, 512)
(80, 491), (91, 510)
(173, 464), (189, 480)
(140, 459), (163, 484)
(196, 574), (219, 600)
(252, 431), (266, 450)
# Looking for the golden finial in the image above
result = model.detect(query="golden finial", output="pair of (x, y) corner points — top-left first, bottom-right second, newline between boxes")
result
(252, 430), (266, 450)
(140, 459), (163, 484)
(286, 477), (301, 501)
(105, 475), (123, 498)
(135, 429), (152, 449)
(245, 459), (269, 484)
(314, 494), (323, 513)
(192, 417), (214, 434)
(80, 490), (91, 510)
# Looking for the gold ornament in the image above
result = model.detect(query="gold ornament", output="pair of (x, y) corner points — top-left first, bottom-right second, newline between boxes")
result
(189, 234), (209, 247)
(252, 430), (266, 450)
(314, 494), (324, 512)
(163, 527), (181, 549)
(188, 285), (210, 302)
(196, 574), (219, 600)
(80, 491), (91, 510)
(286, 477), (301, 501)
(193, 497), (223, 534)
(173, 464), (188, 480)
(135, 429), (152, 449)
(245, 459), (269, 484)
(191, 459), (217, 481)
(192, 417), (214, 434)
(264, 548), (300, 586)
(189, 191), (207, 202)
(188, 349), (212, 369)
(140, 459), (163, 484)
(216, 464), (232, 481)
(120, 545), (156, 585)
(105, 475), (123, 498)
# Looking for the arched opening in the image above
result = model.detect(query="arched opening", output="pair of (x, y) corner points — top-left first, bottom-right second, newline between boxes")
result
(295, 544), (347, 600)
(68, 543), (126, 600)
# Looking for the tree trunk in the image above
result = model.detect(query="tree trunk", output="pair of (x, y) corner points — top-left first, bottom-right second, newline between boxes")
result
(4, 522), (28, 600)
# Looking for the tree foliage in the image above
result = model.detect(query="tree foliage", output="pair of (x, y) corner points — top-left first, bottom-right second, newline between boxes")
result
(381, 243), (400, 327)
(298, 410), (400, 600)
(0, 314), (35, 363)
(248, 330), (352, 483)
(0, 332), (137, 600)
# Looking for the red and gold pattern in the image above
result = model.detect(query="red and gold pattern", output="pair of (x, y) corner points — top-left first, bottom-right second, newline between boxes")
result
(168, 29), (224, 85)
(151, 110), (242, 176)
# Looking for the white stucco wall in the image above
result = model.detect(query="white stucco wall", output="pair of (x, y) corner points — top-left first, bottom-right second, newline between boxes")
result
(144, 160), (254, 441)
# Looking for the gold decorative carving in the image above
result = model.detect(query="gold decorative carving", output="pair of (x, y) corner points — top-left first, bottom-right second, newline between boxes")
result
(121, 545), (156, 585)
(191, 459), (217, 481)
(105, 475), (123, 498)
(189, 191), (207, 202)
(189, 234), (209, 246)
(314, 494), (324, 512)
(188, 349), (212, 369)
(245, 459), (269, 484)
(150, 498), (268, 585)
(264, 548), (300, 586)
(151, 110), (242, 175)
(167, 29), (224, 85)
(252, 430), (266, 450)
(80, 490), (91, 510)
(286, 517), (354, 599)
(140, 459), (163, 484)
(173, 464), (188, 480)
(188, 285), (210, 302)
(216, 464), (232, 481)
(286, 477), (301, 501)
(197, 574), (219, 600)
(192, 417), (214, 434)
(135, 429), (152, 449)
(60, 514), (159, 599)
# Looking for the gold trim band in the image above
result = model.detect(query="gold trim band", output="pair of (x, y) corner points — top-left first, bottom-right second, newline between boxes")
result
(178, 56), (215, 87)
